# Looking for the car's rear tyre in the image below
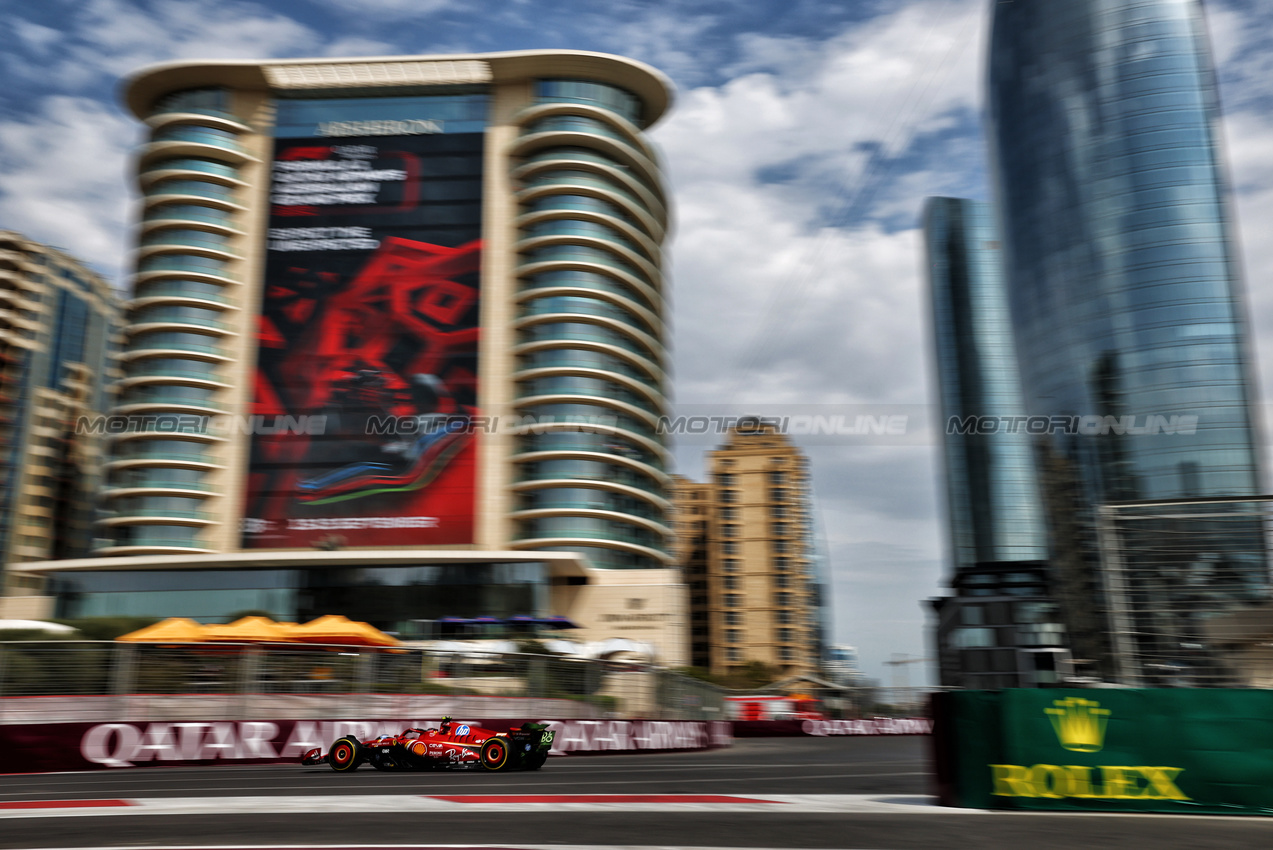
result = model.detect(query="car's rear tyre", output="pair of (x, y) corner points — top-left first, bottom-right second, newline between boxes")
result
(480, 737), (509, 771)
(522, 751), (547, 771)
(328, 736), (364, 772)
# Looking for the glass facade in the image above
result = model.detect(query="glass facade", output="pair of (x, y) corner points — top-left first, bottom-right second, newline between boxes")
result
(986, 0), (1266, 682)
(511, 82), (671, 570)
(924, 197), (1049, 570)
(51, 562), (550, 634)
(101, 86), (254, 552)
(988, 0), (1260, 504)
(0, 232), (119, 570)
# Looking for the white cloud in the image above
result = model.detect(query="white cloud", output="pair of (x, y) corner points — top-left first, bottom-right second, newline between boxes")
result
(650, 0), (985, 682)
(307, 0), (458, 20)
(12, 19), (61, 54)
(0, 96), (136, 282)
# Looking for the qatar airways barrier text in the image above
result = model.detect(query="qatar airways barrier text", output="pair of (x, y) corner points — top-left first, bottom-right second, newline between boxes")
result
(0, 719), (732, 773)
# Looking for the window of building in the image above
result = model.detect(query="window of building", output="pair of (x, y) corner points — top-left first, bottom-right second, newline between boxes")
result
(774, 539), (790, 553)
(720, 506), (737, 520)
(775, 574), (789, 589)
(721, 558), (739, 572)
(720, 489), (737, 503)
(724, 575), (740, 590)
(778, 628), (792, 642)
(691, 626), (708, 637)
(774, 556), (789, 570)
(779, 647), (795, 661)
(771, 488), (787, 502)
(150, 87), (231, 118)
(726, 629), (741, 644)
(724, 594), (742, 608)
(722, 541), (737, 554)
(951, 627), (995, 648)
(773, 521), (788, 537)
(776, 611), (792, 624)
(770, 471), (786, 486)
(727, 647), (742, 662)
(717, 473), (735, 487)
(724, 612), (742, 626)
(722, 524), (738, 537)
(772, 504), (787, 518)
(775, 592), (791, 607)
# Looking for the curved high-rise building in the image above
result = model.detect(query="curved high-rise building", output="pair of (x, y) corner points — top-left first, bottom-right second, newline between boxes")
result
(16, 51), (687, 662)
(987, 0), (1265, 682)
(988, 0), (1260, 503)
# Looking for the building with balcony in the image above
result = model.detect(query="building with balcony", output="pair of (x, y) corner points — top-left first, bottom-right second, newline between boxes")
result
(672, 424), (825, 678)
(17, 51), (687, 663)
(0, 231), (121, 616)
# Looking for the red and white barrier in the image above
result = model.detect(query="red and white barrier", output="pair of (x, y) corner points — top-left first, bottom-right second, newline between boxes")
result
(0, 717), (732, 773)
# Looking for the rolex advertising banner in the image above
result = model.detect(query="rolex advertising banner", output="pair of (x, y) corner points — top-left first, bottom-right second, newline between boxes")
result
(243, 93), (487, 549)
(932, 689), (1273, 815)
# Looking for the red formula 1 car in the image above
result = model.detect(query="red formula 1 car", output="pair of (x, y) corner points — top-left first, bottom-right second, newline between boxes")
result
(301, 718), (555, 772)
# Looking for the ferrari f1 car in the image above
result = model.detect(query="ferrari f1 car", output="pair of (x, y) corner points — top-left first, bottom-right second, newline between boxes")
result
(301, 718), (555, 771)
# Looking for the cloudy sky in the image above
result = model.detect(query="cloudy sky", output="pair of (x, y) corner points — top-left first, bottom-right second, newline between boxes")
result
(2, 0), (1272, 685)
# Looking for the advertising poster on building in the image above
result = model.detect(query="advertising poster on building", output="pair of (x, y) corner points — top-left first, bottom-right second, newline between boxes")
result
(243, 99), (485, 548)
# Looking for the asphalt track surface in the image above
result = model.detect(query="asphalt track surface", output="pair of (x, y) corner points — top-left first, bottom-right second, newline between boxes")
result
(1, 737), (1271, 849)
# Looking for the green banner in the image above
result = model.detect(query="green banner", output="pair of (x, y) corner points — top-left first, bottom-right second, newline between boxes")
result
(933, 689), (1273, 815)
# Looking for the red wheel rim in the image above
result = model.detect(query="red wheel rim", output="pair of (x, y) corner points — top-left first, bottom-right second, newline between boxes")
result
(489, 744), (503, 761)
(333, 744), (351, 763)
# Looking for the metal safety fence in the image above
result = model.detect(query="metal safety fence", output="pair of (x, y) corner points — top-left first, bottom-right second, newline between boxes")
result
(0, 642), (726, 725)
(1096, 496), (1273, 687)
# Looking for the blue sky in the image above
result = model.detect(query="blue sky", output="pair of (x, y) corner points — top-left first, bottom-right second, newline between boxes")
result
(2, 0), (1271, 686)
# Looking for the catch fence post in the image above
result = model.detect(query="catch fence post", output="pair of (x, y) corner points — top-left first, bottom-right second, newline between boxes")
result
(357, 650), (373, 717)
(238, 645), (261, 721)
(111, 642), (137, 722)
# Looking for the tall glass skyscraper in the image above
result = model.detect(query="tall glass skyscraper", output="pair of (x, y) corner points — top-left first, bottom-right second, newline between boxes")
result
(924, 198), (1067, 688)
(987, 0), (1266, 682)
(925, 198), (1048, 572)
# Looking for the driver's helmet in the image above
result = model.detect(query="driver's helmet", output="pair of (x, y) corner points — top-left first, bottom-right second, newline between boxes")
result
(439, 715), (453, 732)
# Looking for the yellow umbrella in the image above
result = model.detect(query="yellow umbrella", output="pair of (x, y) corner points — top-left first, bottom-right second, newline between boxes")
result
(291, 614), (401, 647)
(202, 616), (298, 643)
(116, 617), (206, 642)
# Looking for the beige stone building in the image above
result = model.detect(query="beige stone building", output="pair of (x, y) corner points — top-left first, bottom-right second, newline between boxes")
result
(673, 425), (825, 677)
(15, 51), (689, 665)
(0, 231), (121, 617)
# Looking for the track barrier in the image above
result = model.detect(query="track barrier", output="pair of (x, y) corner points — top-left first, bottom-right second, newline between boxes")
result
(932, 688), (1273, 815)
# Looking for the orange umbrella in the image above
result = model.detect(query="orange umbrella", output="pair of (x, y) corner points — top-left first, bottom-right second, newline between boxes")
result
(116, 617), (206, 642)
(291, 614), (401, 647)
(202, 616), (299, 643)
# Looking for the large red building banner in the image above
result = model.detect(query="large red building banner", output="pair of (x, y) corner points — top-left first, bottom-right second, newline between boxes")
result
(243, 131), (484, 548)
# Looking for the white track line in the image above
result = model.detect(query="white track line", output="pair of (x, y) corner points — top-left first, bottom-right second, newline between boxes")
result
(0, 794), (958, 818)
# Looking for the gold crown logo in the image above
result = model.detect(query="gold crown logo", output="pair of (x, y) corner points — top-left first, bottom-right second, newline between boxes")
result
(1044, 698), (1110, 752)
